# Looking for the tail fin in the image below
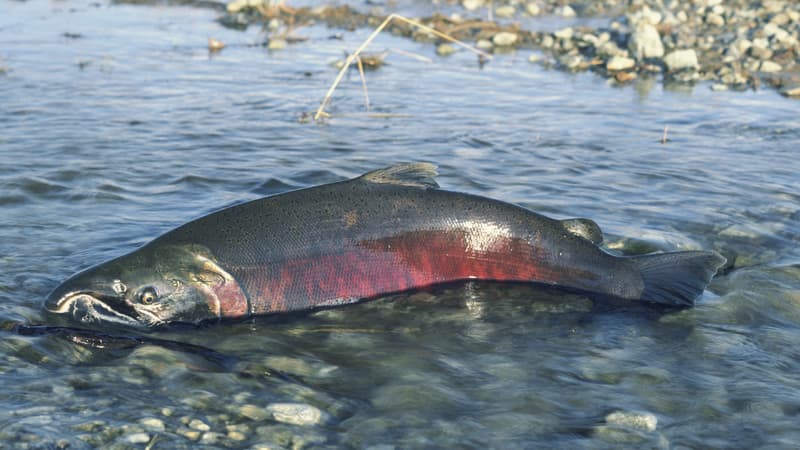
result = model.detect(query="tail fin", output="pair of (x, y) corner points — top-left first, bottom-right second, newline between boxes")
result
(628, 251), (726, 307)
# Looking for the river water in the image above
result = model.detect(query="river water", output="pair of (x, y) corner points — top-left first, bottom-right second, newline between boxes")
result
(1, 0), (799, 448)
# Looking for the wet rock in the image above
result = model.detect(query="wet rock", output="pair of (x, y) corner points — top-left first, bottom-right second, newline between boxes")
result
(663, 49), (698, 71)
(475, 39), (493, 51)
(711, 83), (728, 91)
(605, 410), (658, 431)
(492, 32), (517, 47)
(266, 403), (324, 426)
(436, 44), (455, 56)
(780, 85), (800, 97)
(606, 56), (635, 71)
(629, 24), (664, 60)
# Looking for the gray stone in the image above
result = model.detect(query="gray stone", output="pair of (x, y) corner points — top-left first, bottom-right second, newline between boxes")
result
(436, 44), (456, 56)
(629, 24), (664, 60)
(780, 85), (800, 97)
(554, 27), (574, 40)
(663, 49), (698, 71)
(123, 433), (151, 444)
(462, 0), (483, 11)
(705, 13), (724, 26)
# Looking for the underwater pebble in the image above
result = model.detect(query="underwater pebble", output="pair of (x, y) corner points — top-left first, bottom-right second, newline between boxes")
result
(492, 32), (517, 47)
(267, 403), (324, 426)
(123, 432), (151, 444)
(228, 430), (247, 441)
(200, 431), (224, 445)
(177, 427), (201, 440)
(606, 410), (658, 431)
(525, 3), (540, 15)
(189, 418), (211, 431)
(139, 417), (165, 431)
(240, 404), (270, 421)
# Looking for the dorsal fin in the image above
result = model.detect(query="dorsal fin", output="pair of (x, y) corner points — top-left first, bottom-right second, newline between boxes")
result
(359, 163), (439, 188)
(560, 218), (603, 245)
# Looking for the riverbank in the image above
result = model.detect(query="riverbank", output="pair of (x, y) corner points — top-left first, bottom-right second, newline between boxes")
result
(218, 0), (800, 96)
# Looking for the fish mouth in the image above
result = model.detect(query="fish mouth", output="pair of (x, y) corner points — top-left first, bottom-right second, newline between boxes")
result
(45, 291), (144, 327)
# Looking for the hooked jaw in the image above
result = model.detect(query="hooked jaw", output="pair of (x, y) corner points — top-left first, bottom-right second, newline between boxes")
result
(45, 285), (157, 329)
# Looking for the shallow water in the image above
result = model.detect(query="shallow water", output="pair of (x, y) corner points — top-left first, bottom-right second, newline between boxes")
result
(1, 0), (800, 448)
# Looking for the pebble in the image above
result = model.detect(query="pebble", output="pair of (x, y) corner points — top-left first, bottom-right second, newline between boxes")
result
(177, 428), (201, 441)
(475, 39), (493, 51)
(240, 404), (270, 421)
(759, 60), (781, 72)
(705, 13), (725, 26)
(266, 403), (324, 426)
(200, 432), (224, 445)
(492, 32), (517, 47)
(711, 83), (729, 91)
(267, 38), (287, 50)
(189, 419), (211, 431)
(606, 55), (635, 71)
(494, 5), (515, 18)
(462, 0), (483, 11)
(605, 410), (658, 431)
(525, 3), (540, 16)
(629, 24), (664, 60)
(123, 432), (151, 444)
(780, 85), (800, 97)
(139, 418), (165, 431)
(555, 5), (575, 17)
(554, 27), (573, 40)
(436, 44), (456, 56)
(663, 49), (698, 71)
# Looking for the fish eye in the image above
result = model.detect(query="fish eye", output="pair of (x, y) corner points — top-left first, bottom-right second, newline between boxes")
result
(137, 287), (158, 305)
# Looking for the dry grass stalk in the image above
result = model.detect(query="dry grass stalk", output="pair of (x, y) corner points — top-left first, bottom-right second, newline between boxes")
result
(313, 13), (493, 121)
(355, 55), (370, 111)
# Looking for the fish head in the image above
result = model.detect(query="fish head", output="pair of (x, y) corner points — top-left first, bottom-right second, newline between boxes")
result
(45, 244), (249, 329)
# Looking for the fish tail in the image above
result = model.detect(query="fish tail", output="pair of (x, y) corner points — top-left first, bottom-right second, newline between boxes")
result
(628, 251), (726, 307)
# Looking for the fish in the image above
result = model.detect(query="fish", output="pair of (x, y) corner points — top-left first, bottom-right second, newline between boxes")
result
(45, 163), (726, 329)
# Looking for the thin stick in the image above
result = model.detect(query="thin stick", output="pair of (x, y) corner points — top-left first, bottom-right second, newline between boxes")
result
(355, 55), (370, 111)
(661, 125), (669, 144)
(388, 48), (434, 63)
(313, 13), (493, 121)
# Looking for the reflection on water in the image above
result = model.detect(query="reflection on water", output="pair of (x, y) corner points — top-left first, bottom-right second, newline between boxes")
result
(1, 0), (799, 447)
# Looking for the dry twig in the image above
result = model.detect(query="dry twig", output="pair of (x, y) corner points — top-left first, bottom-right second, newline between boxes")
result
(313, 13), (493, 121)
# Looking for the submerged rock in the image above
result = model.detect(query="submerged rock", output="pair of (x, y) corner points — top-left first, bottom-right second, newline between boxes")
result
(266, 403), (325, 426)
